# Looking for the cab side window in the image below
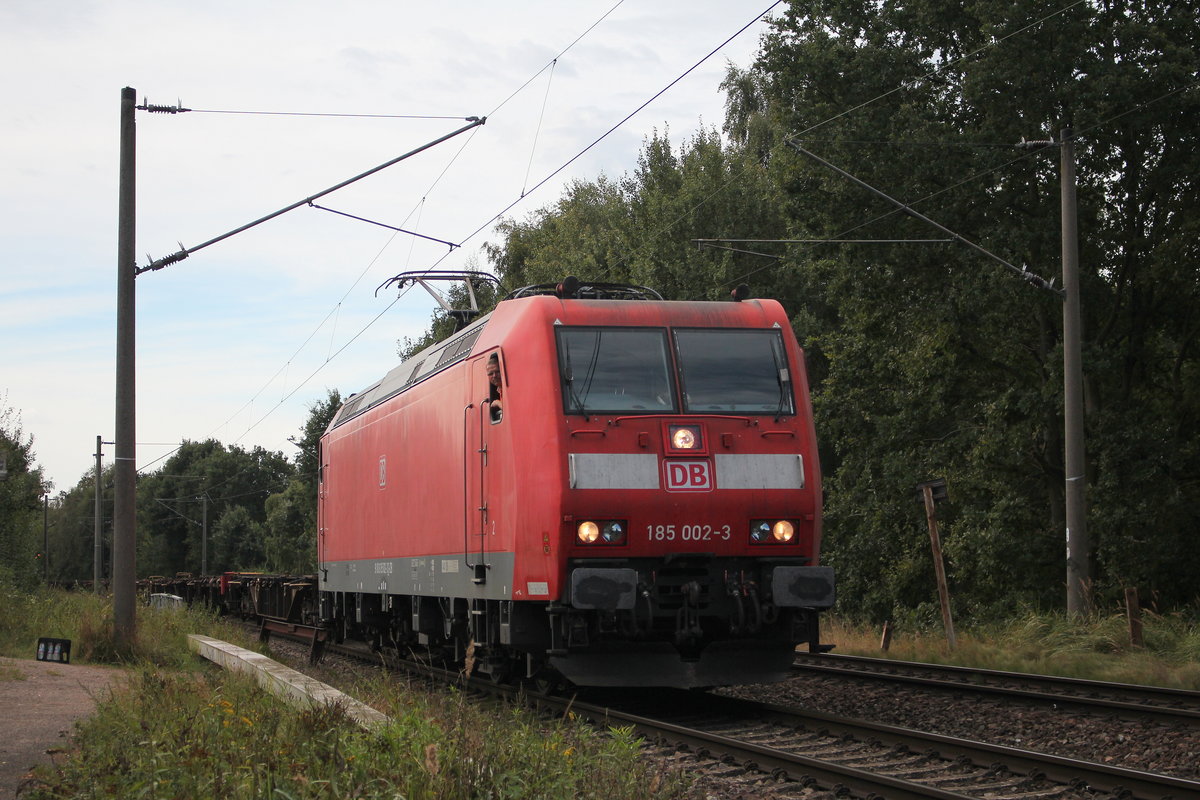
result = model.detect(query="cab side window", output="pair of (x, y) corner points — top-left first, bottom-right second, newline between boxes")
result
(486, 353), (503, 423)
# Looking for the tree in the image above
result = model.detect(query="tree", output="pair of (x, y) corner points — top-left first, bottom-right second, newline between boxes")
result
(47, 463), (114, 586)
(0, 399), (47, 590)
(263, 479), (315, 573)
(136, 440), (292, 576)
(210, 505), (265, 573)
(464, 0), (1200, 619)
(294, 389), (341, 483)
(744, 0), (1200, 616)
(486, 126), (790, 304)
(260, 389), (343, 574)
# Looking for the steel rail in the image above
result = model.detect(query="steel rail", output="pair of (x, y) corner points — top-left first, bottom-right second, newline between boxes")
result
(711, 694), (1200, 800)
(539, 695), (980, 800)
(793, 652), (1200, 724)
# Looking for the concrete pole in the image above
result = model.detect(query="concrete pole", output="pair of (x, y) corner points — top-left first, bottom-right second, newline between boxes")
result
(42, 494), (48, 584)
(113, 87), (137, 645)
(201, 494), (208, 575)
(94, 435), (103, 592)
(1061, 128), (1090, 617)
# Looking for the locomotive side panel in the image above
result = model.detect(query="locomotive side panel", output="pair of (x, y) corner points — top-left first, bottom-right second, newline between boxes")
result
(320, 358), (521, 601)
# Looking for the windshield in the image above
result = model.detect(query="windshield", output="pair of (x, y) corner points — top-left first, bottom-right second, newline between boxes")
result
(556, 328), (676, 414)
(674, 328), (794, 415)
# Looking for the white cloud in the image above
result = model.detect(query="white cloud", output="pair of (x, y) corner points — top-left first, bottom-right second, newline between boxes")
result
(1, 0), (775, 490)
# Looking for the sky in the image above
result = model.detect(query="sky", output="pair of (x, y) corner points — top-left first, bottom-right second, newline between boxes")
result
(0, 0), (780, 492)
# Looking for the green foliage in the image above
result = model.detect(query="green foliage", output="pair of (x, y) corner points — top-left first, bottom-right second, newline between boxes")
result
(135, 440), (292, 577)
(47, 388), (338, 581)
(210, 505), (266, 573)
(748, 0), (1200, 618)
(826, 609), (1200, 689)
(0, 398), (47, 591)
(470, 0), (1200, 620)
(487, 126), (790, 304)
(0, 587), (260, 666)
(294, 389), (341, 482)
(25, 664), (690, 800)
(260, 388), (342, 574)
(264, 479), (316, 573)
(45, 462), (111, 585)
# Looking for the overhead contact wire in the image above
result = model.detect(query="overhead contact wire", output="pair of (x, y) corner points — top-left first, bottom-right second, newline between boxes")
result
(455, 1), (785, 250)
(588, 0), (1096, 293)
(194, 2), (619, 461)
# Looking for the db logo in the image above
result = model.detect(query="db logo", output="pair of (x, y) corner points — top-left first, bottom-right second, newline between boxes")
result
(664, 460), (712, 492)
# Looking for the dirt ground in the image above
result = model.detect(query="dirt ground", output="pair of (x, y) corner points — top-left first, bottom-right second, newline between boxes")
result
(0, 656), (126, 800)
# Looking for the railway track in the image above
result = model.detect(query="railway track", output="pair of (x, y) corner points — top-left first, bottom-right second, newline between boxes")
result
(263, 631), (1200, 799)
(564, 689), (1200, 800)
(793, 652), (1200, 725)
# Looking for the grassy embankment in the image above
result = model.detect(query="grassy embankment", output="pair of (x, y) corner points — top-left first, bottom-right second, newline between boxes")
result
(1, 587), (688, 800)
(824, 610), (1200, 689)
(2, 586), (1198, 798)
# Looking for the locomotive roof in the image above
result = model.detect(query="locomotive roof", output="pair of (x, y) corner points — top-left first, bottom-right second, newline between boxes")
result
(329, 309), (494, 431)
(327, 294), (788, 432)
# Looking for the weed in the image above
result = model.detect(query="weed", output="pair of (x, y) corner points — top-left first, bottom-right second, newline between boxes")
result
(826, 607), (1200, 689)
(0, 663), (26, 682)
(0, 587), (262, 666)
(15, 593), (692, 799)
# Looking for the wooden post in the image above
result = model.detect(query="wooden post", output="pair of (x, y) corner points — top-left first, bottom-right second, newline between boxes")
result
(921, 484), (956, 650)
(880, 621), (893, 652)
(1125, 587), (1143, 648)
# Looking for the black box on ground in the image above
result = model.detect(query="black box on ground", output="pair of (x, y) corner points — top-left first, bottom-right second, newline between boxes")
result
(36, 637), (71, 664)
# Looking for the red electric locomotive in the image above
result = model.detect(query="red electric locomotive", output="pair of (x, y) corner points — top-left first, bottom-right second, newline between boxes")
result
(318, 277), (834, 688)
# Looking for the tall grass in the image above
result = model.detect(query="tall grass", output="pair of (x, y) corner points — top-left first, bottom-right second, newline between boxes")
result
(824, 608), (1200, 689)
(7, 589), (690, 799)
(0, 584), (260, 666)
(23, 667), (690, 800)
(8, 587), (1199, 799)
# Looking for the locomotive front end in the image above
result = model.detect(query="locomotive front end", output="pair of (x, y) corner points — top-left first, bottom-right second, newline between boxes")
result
(544, 296), (835, 687)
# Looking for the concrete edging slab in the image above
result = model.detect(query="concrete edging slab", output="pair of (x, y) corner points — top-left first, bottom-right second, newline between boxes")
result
(187, 634), (389, 730)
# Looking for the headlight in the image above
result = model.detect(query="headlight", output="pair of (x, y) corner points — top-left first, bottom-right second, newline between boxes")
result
(772, 520), (795, 543)
(750, 519), (796, 544)
(577, 521), (600, 544)
(600, 521), (626, 544)
(669, 425), (702, 450)
(577, 520), (627, 545)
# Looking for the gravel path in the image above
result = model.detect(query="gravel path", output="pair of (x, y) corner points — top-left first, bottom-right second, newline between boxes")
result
(0, 657), (126, 800)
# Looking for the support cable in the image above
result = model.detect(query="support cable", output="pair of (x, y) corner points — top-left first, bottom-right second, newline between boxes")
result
(785, 139), (1060, 294)
(486, 1), (625, 118)
(308, 202), (459, 250)
(137, 116), (485, 274)
(141, 3), (772, 469)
